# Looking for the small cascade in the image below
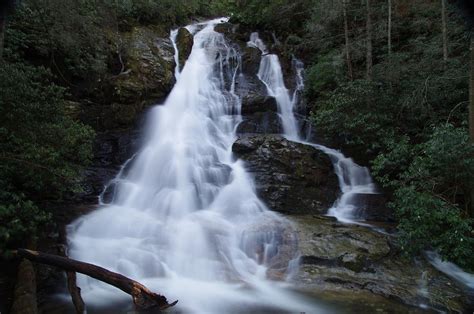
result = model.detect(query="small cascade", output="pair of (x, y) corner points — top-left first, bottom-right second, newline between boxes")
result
(249, 32), (378, 223)
(416, 269), (430, 309)
(310, 144), (378, 223)
(426, 251), (474, 290)
(170, 29), (181, 79)
(249, 33), (299, 140)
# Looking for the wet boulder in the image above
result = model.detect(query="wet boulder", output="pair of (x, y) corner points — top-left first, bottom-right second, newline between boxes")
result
(241, 46), (262, 77)
(214, 22), (252, 48)
(291, 215), (470, 312)
(235, 73), (282, 134)
(214, 22), (234, 35)
(236, 112), (282, 134)
(240, 214), (298, 278)
(113, 26), (175, 105)
(176, 27), (193, 69)
(241, 95), (277, 115)
(77, 26), (175, 131)
(232, 135), (339, 214)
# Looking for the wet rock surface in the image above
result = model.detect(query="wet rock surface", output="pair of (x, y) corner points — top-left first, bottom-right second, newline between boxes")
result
(352, 193), (395, 222)
(77, 129), (142, 203)
(233, 135), (339, 214)
(237, 111), (282, 134)
(114, 26), (175, 104)
(176, 27), (193, 69)
(241, 215), (298, 278)
(78, 26), (175, 131)
(241, 95), (278, 115)
(290, 215), (470, 312)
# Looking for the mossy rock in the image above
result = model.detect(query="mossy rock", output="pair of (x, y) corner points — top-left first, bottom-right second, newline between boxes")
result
(232, 135), (339, 214)
(176, 27), (193, 70)
(290, 214), (470, 312)
(113, 26), (176, 105)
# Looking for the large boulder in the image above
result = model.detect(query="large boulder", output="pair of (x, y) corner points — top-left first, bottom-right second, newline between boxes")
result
(77, 26), (175, 131)
(79, 26), (176, 130)
(236, 112), (282, 134)
(291, 215), (470, 312)
(240, 213), (298, 278)
(176, 27), (193, 70)
(241, 46), (262, 77)
(113, 26), (176, 105)
(241, 95), (277, 115)
(232, 135), (339, 214)
(236, 86), (280, 135)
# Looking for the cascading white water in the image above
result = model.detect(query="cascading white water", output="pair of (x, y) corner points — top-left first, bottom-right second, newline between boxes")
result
(249, 32), (378, 223)
(170, 29), (181, 80)
(67, 19), (323, 313)
(426, 251), (474, 290)
(249, 33), (299, 140)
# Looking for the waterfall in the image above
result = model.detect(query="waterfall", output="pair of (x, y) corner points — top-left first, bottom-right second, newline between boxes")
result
(170, 29), (180, 80)
(249, 32), (378, 223)
(67, 18), (321, 313)
(426, 251), (474, 290)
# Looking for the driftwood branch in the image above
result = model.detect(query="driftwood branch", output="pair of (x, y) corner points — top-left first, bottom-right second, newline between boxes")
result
(16, 248), (177, 311)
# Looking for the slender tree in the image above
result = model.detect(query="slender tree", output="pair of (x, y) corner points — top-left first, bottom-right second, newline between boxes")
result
(0, 4), (6, 61)
(441, 0), (448, 61)
(0, 0), (16, 62)
(388, 0), (392, 56)
(470, 35), (474, 217)
(342, 0), (353, 80)
(366, 0), (373, 80)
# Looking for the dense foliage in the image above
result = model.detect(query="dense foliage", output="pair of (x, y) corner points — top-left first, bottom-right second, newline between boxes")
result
(0, 63), (94, 252)
(232, 0), (474, 270)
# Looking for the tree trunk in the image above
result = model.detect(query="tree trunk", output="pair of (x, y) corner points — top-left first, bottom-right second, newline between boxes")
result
(16, 249), (178, 311)
(441, 0), (448, 62)
(366, 0), (373, 80)
(0, 9), (5, 62)
(388, 0), (392, 56)
(469, 36), (474, 217)
(342, 0), (353, 80)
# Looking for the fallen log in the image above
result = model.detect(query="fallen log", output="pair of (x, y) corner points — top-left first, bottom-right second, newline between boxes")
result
(16, 248), (177, 311)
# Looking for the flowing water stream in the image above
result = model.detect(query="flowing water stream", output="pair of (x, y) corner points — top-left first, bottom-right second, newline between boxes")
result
(249, 32), (474, 307)
(67, 18), (327, 313)
(249, 33), (378, 224)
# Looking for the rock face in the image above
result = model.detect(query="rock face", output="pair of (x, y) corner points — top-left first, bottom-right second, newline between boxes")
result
(233, 135), (339, 214)
(237, 92), (280, 134)
(176, 27), (193, 70)
(237, 111), (282, 134)
(291, 215), (470, 312)
(78, 129), (142, 203)
(352, 193), (395, 222)
(115, 26), (175, 104)
(240, 214), (298, 278)
(78, 26), (176, 131)
(241, 95), (278, 115)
